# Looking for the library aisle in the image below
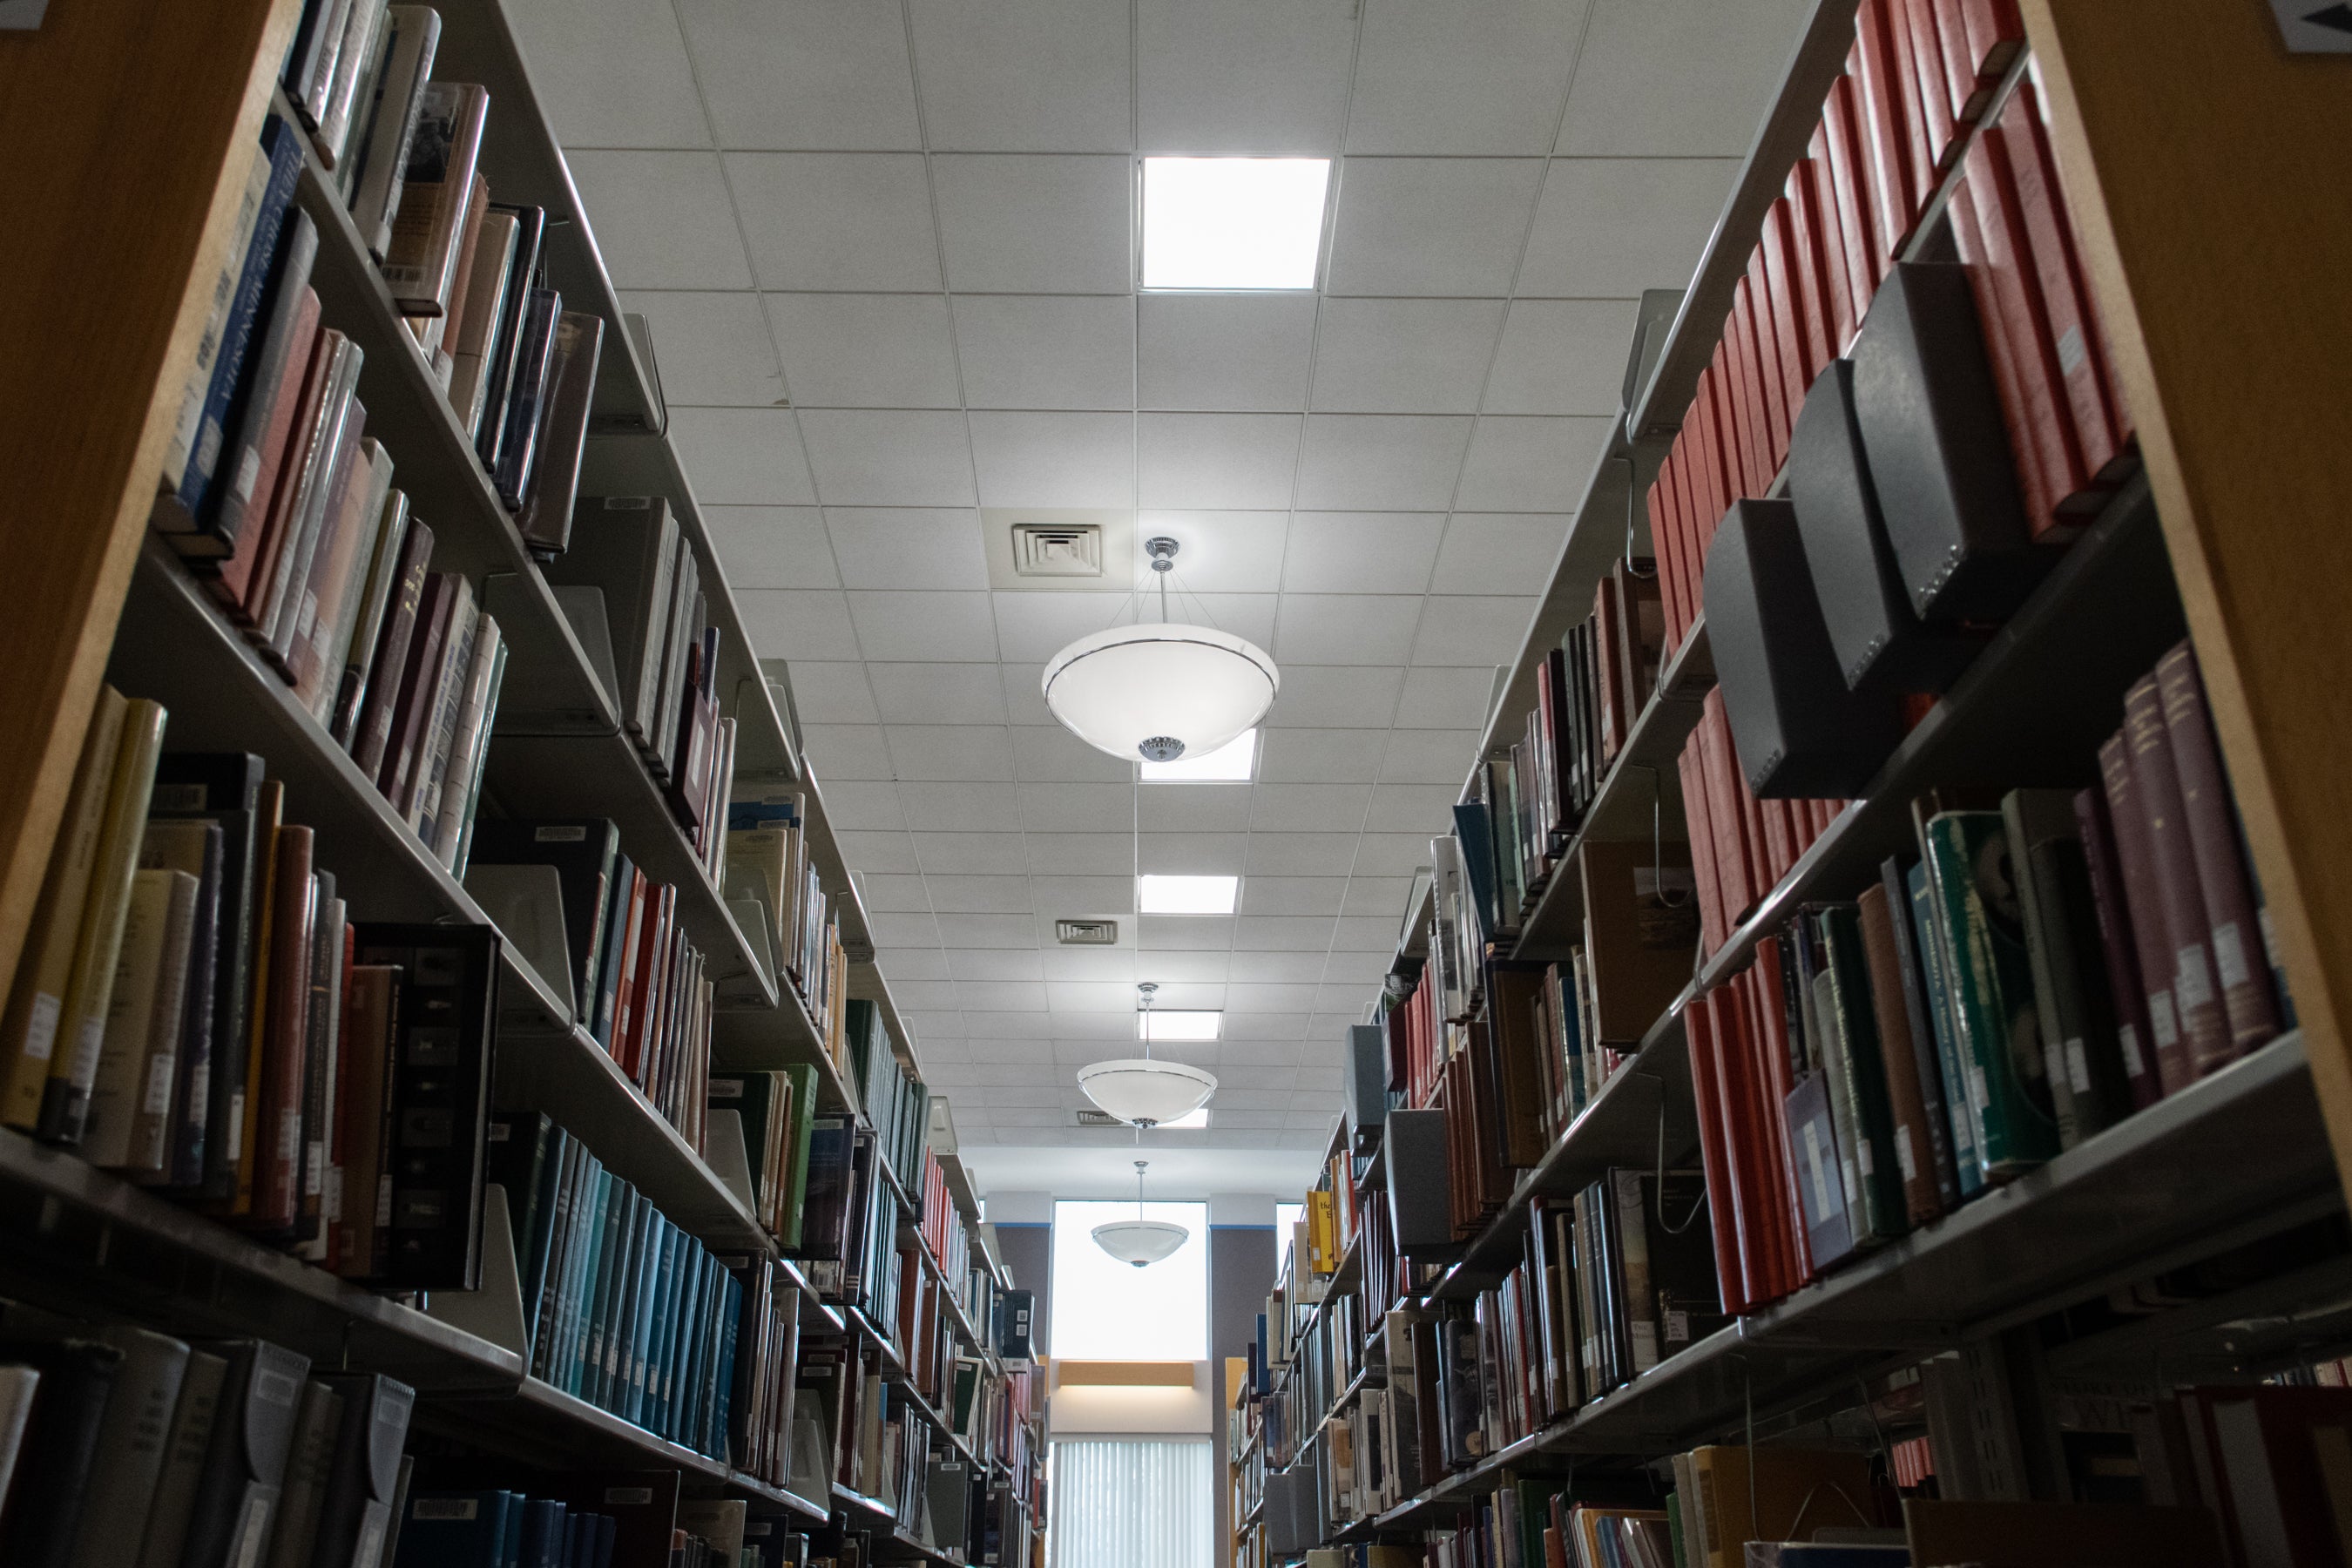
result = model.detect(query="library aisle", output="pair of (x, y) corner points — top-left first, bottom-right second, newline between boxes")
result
(0, 2), (2346, 1567)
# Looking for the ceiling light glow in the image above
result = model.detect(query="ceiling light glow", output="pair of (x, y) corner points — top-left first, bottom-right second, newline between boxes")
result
(1141, 727), (1257, 782)
(1142, 157), (1331, 290)
(1139, 874), (1240, 915)
(1138, 1010), (1222, 1042)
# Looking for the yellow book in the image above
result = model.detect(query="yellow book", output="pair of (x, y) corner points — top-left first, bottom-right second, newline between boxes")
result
(1308, 1188), (1338, 1274)
(42, 695), (166, 1143)
(1, 686), (128, 1130)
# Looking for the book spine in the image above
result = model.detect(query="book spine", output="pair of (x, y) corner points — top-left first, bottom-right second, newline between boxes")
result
(2099, 731), (2189, 1095)
(1908, 857), (1984, 1195)
(253, 830), (318, 1234)
(2121, 677), (2234, 1079)
(1855, 884), (1943, 1225)
(159, 142), (274, 497)
(2075, 783), (2162, 1109)
(2005, 791), (2084, 1149)
(1920, 813), (2058, 1176)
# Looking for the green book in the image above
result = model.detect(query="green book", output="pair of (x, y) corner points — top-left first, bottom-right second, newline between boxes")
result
(1907, 860), (1986, 1196)
(1666, 1489), (1687, 1568)
(1817, 904), (1909, 1246)
(1919, 812), (2059, 1177)
(780, 1063), (820, 1250)
(2004, 787), (2131, 1149)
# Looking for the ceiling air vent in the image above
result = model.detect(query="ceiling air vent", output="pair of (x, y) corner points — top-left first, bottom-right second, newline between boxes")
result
(1055, 918), (1119, 945)
(1074, 1109), (1125, 1128)
(1011, 522), (1104, 578)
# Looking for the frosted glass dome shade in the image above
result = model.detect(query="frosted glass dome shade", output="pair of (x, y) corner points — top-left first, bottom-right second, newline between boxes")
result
(1092, 1219), (1191, 1267)
(1043, 624), (1277, 764)
(1076, 1059), (1218, 1127)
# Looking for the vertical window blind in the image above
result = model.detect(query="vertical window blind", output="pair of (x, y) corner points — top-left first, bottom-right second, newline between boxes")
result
(1047, 1438), (1213, 1568)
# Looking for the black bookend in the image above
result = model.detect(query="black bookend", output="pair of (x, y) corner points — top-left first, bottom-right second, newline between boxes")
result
(1849, 261), (2051, 622)
(1703, 498), (1904, 798)
(1788, 358), (1987, 694)
(1383, 1108), (1460, 1261)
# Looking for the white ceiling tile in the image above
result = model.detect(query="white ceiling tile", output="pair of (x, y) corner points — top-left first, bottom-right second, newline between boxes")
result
(1230, 950), (1328, 983)
(1484, 299), (1644, 416)
(1181, 593), (1278, 650)
(955, 296), (1137, 411)
(936, 913), (1039, 948)
(725, 153), (942, 292)
(1340, 878), (1410, 917)
(1255, 728), (1388, 785)
(1251, 783), (1370, 832)
(1455, 415), (1614, 511)
(705, 506), (836, 589)
(824, 782), (906, 834)
(1238, 881), (1347, 918)
(1326, 159), (1544, 297)
(1135, 415), (1302, 510)
(1136, 0), (1355, 153)
(1242, 834), (1358, 875)
(968, 412), (1136, 508)
(669, 408), (816, 504)
(674, 0), (921, 150)
(1280, 513), (1445, 593)
(1294, 416), (1471, 511)
(1138, 833), (1248, 874)
(1002, 666), (1057, 727)
(1025, 834), (1136, 875)
(1039, 947), (1137, 980)
(782, 661), (879, 723)
(947, 948), (1047, 980)
(1362, 782), (1459, 833)
(1322, 949), (1393, 983)
(839, 829), (920, 872)
(1274, 594), (1422, 666)
(1351, 833), (1435, 877)
(1378, 728), (1477, 785)
(860, 873), (936, 913)
(923, 878), (1033, 917)
(1046, 981), (1138, 1013)
(1394, 664), (1502, 728)
(906, 1009), (964, 1037)
(766, 294), (962, 409)
(617, 291), (784, 408)
(1136, 295), (1318, 412)
(867, 909), (942, 945)
(1138, 914), (1237, 951)
(887, 724), (1017, 781)
(896, 781), (1023, 834)
(569, 152), (749, 289)
(1047, 1009), (1137, 1038)
(1017, 782), (1136, 833)
(798, 410), (977, 505)
(866, 660), (1010, 723)
(1262, 666), (1405, 728)
(1518, 157), (1737, 298)
(1429, 513), (1569, 595)
(1558, 0), (1813, 156)
(912, 833), (1029, 875)
(1310, 298), (1504, 415)
(1028, 875), (1135, 914)
(803, 723), (895, 780)
(510, 0), (709, 147)
(1135, 512), (1288, 592)
(1411, 594), (1534, 666)
(1233, 914), (1338, 950)
(991, 591), (1132, 663)
(1136, 787), (1254, 834)
(877, 943), (948, 977)
(739, 589), (859, 660)
(1012, 725), (1131, 783)
(823, 510), (990, 591)
(932, 155), (1132, 293)
(846, 590), (999, 661)
(1347, 0), (1587, 155)
(1213, 1110), (1288, 1130)
(907, 0), (1132, 152)
(1143, 952), (1233, 983)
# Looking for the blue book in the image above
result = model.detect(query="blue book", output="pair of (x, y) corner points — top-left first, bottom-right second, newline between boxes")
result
(517, 1128), (571, 1363)
(711, 1267), (743, 1457)
(394, 1490), (515, 1568)
(172, 114), (305, 522)
(497, 1490), (524, 1568)
(541, 1152), (595, 1386)
(589, 1515), (615, 1568)
(643, 1222), (685, 1437)
(560, 1515), (588, 1568)
(622, 1207), (663, 1427)
(571, 1169), (618, 1397)
(663, 1233), (705, 1444)
(519, 1499), (567, 1568)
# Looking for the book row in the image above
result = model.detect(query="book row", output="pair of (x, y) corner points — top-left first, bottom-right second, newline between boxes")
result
(843, 1000), (929, 1207)
(1675, 690), (1847, 962)
(389, 1481), (785, 1568)
(1686, 640), (2293, 1315)
(724, 790), (849, 1058)
(3, 720), (497, 1284)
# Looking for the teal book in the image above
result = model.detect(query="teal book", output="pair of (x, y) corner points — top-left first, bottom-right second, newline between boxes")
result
(393, 1490), (515, 1568)
(1907, 862), (1988, 1195)
(1920, 812), (2060, 1176)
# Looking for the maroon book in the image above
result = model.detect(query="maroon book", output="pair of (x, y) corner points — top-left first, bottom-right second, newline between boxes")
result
(374, 571), (456, 805)
(2074, 783), (2162, 1110)
(2121, 678), (2234, 1079)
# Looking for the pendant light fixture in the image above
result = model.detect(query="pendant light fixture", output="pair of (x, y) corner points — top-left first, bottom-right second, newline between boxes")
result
(1076, 983), (1218, 1129)
(1043, 537), (1278, 764)
(1092, 1159), (1190, 1268)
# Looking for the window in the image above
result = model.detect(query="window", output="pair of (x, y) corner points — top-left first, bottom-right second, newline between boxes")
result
(1051, 1199), (1209, 1360)
(1274, 1201), (1304, 1279)
(1049, 1439), (1213, 1568)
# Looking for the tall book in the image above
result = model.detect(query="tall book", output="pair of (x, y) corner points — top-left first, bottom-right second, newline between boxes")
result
(381, 83), (487, 316)
(2121, 676), (2233, 1078)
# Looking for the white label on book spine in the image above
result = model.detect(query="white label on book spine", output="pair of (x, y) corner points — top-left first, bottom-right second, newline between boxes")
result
(2212, 922), (2252, 990)
(2118, 1023), (2146, 1078)
(2175, 946), (2216, 1010)
(20, 993), (58, 1062)
(2149, 991), (2180, 1050)
(69, 1016), (105, 1084)
(226, 1090), (244, 1150)
(230, 1497), (273, 1568)
(2062, 1038), (2092, 1095)
(413, 1497), (479, 1521)
(1855, 1136), (1875, 1179)
(1967, 1062), (1990, 1114)
(2056, 324), (2088, 375)
(1802, 1122), (1832, 1213)
(1894, 1125), (1917, 1184)
(278, 1108), (301, 1163)
(144, 1052), (177, 1115)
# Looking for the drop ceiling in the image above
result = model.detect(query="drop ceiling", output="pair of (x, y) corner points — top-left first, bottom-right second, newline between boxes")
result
(509, 0), (1812, 1199)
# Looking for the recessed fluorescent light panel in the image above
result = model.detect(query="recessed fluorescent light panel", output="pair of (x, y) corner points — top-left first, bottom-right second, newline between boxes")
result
(1141, 157), (1330, 290)
(1139, 1010), (1223, 1043)
(1159, 1107), (1211, 1129)
(1138, 874), (1240, 916)
(1141, 728), (1257, 782)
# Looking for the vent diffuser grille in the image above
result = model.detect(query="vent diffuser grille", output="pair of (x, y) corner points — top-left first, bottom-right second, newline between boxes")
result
(1055, 918), (1119, 945)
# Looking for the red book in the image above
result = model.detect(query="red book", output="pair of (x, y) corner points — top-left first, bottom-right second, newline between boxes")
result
(1699, 692), (1754, 925)
(1805, 132), (1858, 355)
(2156, 641), (2284, 1055)
(1960, 0), (2026, 91)
(1672, 443), (1705, 649)
(1750, 942), (1816, 1284)
(253, 826), (316, 1235)
(1735, 747), (1774, 907)
(1683, 993), (1754, 1314)
(1759, 199), (1813, 430)
(1742, 963), (1805, 1297)
(213, 292), (324, 617)
(1647, 476), (1684, 650)
(1760, 798), (1794, 888)
(1897, 0), (1950, 189)
(1744, 250), (1792, 470)
(1931, 0), (1981, 122)
(1680, 739), (1727, 957)
(1854, 6), (1919, 259)
(1720, 305), (1764, 500)
(606, 868), (648, 1066)
(1661, 451), (1696, 648)
(1788, 161), (1839, 382)
(1715, 980), (1787, 1302)
(1944, 177), (2065, 540)
(2122, 675), (2234, 1080)
(1962, 139), (2087, 535)
(1692, 367), (1729, 531)
(1823, 73), (1888, 304)
(2001, 82), (2130, 489)
(2100, 729), (2191, 1095)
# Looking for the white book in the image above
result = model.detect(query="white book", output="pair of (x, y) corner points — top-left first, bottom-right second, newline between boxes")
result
(65, 1326), (191, 1568)
(427, 612), (504, 866)
(316, 0), (389, 167)
(405, 587), (480, 836)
